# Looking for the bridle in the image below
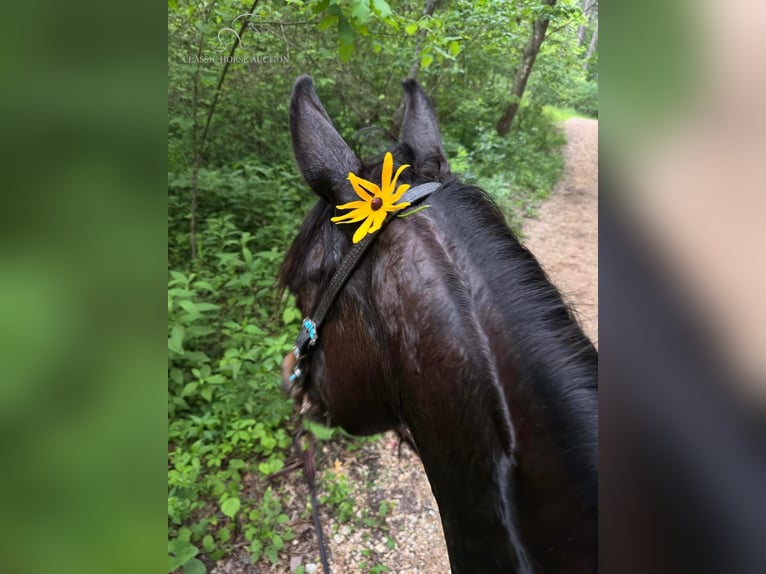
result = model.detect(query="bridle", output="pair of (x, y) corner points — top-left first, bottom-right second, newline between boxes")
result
(288, 181), (441, 390)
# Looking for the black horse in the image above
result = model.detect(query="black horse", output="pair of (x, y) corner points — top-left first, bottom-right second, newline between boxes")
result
(279, 75), (597, 573)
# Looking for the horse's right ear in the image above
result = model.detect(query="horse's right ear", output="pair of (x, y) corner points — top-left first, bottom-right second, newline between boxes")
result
(400, 79), (450, 179)
(290, 75), (360, 205)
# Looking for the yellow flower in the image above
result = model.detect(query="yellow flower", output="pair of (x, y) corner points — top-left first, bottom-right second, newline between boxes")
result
(331, 152), (411, 243)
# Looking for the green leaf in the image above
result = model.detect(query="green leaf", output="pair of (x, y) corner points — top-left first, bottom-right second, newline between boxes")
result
(371, 0), (393, 18)
(317, 13), (338, 30)
(178, 300), (200, 315)
(339, 41), (354, 63)
(183, 558), (206, 574)
(169, 325), (185, 354)
(420, 54), (434, 69)
(304, 418), (335, 441)
(178, 526), (192, 542)
(282, 306), (299, 324)
(338, 16), (354, 64)
(338, 16), (354, 45)
(169, 368), (183, 385)
(351, 0), (371, 24)
(221, 497), (241, 518)
(448, 40), (461, 57)
(404, 23), (418, 35)
(202, 534), (215, 553)
(260, 435), (277, 451)
(249, 538), (263, 561)
(168, 539), (198, 571)
(313, 0), (330, 13)
(338, 16), (354, 63)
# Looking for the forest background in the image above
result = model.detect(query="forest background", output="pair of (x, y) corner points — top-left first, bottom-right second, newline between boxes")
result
(167, 1), (598, 571)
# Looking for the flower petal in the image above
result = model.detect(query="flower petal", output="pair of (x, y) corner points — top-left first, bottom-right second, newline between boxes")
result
(390, 163), (410, 191)
(390, 183), (411, 203)
(387, 201), (410, 213)
(380, 152), (394, 196)
(331, 207), (371, 223)
(352, 215), (375, 243)
(348, 173), (379, 200)
(367, 210), (388, 235)
(335, 200), (368, 210)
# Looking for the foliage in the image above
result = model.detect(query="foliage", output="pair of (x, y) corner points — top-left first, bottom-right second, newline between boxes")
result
(527, 12), (599, 118)
(321, 468), (356, 523)
(542, 105), (591, 123)
(168, 0), (596, 570)
(445, 103), (566, 231)
(167, 194), (304, 569)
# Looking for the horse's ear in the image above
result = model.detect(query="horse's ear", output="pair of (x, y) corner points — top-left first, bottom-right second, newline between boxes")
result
(290, 75), (361, 204)
(400, 79), (450, 179)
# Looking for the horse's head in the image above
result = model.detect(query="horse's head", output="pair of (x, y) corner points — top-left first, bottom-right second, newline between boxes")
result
(278, 75), (450, 435)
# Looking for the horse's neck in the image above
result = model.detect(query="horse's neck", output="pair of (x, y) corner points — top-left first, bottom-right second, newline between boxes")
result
(410, 392), (535, 573)
(399, 319), (596, 573)
(385, 208), (597, 571)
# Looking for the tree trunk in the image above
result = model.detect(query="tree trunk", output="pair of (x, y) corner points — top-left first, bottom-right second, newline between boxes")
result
(496, 0), (556, 137)
(582, 19), (598, 71)
(577, 0), (594, 46)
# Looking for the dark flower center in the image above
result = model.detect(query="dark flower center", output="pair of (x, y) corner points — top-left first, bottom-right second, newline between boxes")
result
(371, 197), (383, 211)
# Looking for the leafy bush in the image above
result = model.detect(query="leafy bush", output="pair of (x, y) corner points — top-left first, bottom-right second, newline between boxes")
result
(566, 77), (598, 118)
(445, 103), (566, 231)
(168, 166), (310, 570)
(530, 64), (598, 119)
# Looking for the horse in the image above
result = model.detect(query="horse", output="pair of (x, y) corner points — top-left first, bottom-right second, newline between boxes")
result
(278, 75), (598, 573)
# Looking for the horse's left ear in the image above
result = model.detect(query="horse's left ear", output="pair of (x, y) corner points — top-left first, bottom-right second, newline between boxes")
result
(290, 75), (361, 205)
(400, 79), (450, 179)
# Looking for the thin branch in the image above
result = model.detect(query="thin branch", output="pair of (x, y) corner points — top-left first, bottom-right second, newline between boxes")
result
(189, 5), (214, 262)
(582, 19), (598, 71)
(246, 19), (319, 26)
(199, 0), (262, 152)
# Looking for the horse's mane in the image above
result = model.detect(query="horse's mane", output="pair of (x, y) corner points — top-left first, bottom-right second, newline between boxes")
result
(432, 177), (598, 500)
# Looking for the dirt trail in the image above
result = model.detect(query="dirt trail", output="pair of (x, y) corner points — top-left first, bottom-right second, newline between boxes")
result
(522, 118), (598, 345)
(241, 118), (598, 574)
